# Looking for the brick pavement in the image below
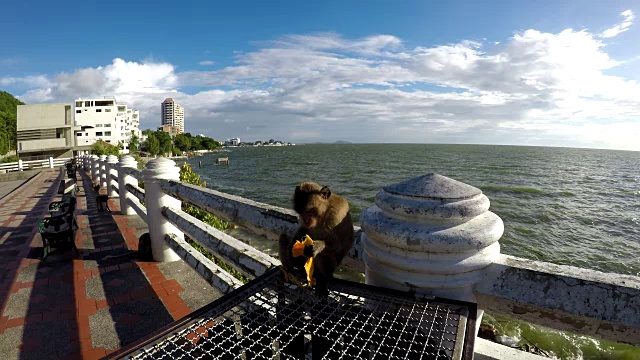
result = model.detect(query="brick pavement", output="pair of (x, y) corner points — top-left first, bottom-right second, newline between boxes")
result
(0, 169), (222, 359)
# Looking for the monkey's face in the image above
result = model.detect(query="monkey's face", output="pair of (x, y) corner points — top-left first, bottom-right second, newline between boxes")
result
(300, 206), (321, 229)
(293, 183), (331, 229)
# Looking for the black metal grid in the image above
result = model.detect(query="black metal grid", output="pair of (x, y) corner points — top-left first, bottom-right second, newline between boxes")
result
(110, 268), (476, 360)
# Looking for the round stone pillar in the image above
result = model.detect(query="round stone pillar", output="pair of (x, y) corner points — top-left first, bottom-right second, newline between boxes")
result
(90, 155), (99, 184)
(361, 173), (503, 304)
(117, 155), (138, 215)
(106, 155), (119, 197)
(143, 158), (182, 262)
(98, 155), (107, 189)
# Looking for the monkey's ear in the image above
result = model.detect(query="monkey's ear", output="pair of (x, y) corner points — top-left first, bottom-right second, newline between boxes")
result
(320, 186), (331, 199)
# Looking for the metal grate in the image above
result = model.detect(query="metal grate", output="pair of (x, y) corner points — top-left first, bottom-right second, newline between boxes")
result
(111, 268), (476, 360)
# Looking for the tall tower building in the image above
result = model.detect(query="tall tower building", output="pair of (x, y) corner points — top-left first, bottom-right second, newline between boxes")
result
(161, 98), (185, 134)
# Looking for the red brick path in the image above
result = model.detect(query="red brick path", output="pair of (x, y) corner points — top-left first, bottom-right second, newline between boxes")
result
(0, 170), (219, 359)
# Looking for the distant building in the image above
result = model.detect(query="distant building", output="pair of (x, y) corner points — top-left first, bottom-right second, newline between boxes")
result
(224, 137), (240, 146)
(74, 97), (141, 152)
(17, 103), (76, 160)
(161, 98), (184, 134)
(158, 124), (180, 138)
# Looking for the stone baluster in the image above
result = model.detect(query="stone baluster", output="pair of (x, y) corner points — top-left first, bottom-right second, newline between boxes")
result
(98, 155), (107, 189)
(360, 173), (503, 328)
(90, 155), (99, 184)
(118, 155), (138, 216)
(143, 158), (182, 262)
(106, 155), (119, 197)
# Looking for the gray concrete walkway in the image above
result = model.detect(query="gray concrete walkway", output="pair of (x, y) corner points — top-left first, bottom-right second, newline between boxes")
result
(0, 179), (30, 201)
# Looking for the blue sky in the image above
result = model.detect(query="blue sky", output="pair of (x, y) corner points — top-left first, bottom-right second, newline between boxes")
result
(1, 0), (639, 149)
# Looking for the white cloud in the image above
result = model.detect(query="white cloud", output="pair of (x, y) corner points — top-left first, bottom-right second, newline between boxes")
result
(199, 60), (215, 66)
(600, 10), (634, 38)
(5, 12), (640, 150)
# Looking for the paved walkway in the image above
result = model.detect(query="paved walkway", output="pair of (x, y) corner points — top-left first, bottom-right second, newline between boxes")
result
(0, 179), (30, 201)
(0, 169), (222, 359)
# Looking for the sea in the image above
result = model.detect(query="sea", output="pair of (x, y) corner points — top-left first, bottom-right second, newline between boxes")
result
(185, 144), (640, 360)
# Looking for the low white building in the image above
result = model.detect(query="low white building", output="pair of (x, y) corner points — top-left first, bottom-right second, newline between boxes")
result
(225, 137), (240, 146)
(74, 97), (141, 152)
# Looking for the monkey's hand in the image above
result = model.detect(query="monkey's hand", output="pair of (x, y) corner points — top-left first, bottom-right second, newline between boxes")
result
(291, 236), (314, 285)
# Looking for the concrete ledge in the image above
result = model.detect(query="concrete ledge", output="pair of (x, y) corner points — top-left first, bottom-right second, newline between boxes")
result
(159, 179), (299, 241)
(475, 339), (548, 360)
(0, 169), (41, 183)
(476, 255), (640, 346)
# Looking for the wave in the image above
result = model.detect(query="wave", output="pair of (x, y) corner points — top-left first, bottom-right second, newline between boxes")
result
(481, 185), (544, 195)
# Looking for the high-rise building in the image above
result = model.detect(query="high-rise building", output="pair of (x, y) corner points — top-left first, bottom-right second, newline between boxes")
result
(161, 98), (184, 134)
(74, 97), (141, 152)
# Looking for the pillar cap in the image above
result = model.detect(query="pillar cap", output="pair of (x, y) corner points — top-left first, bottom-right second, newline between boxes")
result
(106, 155), (119, 163)
(91, 155), (99, 159)
(98, 155), (107, 160)
(383, 173), (481, 201)
(118, 155), (138, 168)
(143, 157), (180, 180)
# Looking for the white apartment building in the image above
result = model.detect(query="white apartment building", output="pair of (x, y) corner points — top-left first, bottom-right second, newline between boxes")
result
(74, 97), (141, 152)
(161, 98), (184, 134)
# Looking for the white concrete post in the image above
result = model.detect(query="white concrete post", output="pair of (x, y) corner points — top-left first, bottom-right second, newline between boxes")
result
(360, 173), (503, 325)
(49, 157), (54, 169)
(18, 159), (23, 172)
(99, 155), (107, 189)
(143, 158), (182, 262)
(90, 155), (99, 184)
(106, 155), (119, 197)
(118, 155), (138, 216)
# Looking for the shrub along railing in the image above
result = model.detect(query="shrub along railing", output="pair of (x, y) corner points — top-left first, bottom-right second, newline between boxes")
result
(76, 154), (640, 348)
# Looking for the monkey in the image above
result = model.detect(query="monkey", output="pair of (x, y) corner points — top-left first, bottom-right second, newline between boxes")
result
(101, 233), (153, 261)
(279, 181), (354, 296)
(92, 182), (111, 212)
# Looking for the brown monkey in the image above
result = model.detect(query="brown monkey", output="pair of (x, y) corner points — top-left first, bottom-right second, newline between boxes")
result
(279, 181), (354, 295)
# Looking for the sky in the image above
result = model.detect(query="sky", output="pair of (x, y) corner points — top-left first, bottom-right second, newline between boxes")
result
(1, 0), (639, 150)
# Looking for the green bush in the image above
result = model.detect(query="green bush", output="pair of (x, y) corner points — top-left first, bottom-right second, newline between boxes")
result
(1, 155), (19, 163)
(91, 140), (120, 156)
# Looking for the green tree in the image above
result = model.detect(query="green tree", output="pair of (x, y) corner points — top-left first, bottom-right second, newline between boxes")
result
(129, 131), (139, 152)
(90, 140), (120, 156)
(154, 130), (173, 155)
(147, 135), (160, 155)
(0, 91), (25, 155)
(174, 134), (191, 152)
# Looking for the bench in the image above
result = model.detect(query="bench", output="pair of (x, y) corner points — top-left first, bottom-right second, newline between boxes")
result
(49, 184), (79, 215)
(65, 161), (77, 182)
(39, 196), (79, 259)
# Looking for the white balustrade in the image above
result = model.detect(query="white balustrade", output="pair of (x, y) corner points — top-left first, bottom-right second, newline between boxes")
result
(98, 155), (107, 189)
(91, 155), (99, 185)
(143, 158), (182, 262)
(118, 155), (138, 216)
(106, 155), (119, 197)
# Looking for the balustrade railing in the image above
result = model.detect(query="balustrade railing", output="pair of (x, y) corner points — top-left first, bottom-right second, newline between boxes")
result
(74, 154), (640, 348)
(0, 157), (71, 173)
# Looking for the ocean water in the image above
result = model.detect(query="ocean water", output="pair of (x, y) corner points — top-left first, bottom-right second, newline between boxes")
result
(186, 144), (640, 359)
